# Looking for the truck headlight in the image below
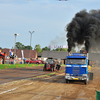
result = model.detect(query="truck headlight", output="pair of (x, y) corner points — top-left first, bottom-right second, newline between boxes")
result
(81, 65), (87, 67)
(66, 65), (71, 67)
(83, 74), (87, 76)
(66, 73), (70, 76)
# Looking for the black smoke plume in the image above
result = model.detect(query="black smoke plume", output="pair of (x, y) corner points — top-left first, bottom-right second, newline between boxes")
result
(66, 9), (100, 53)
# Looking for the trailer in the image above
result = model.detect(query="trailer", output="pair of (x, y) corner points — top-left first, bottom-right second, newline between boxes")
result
(65, 52), (93, 84)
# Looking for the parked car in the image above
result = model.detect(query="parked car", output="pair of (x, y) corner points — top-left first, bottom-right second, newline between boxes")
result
(25, 59), (41, 64)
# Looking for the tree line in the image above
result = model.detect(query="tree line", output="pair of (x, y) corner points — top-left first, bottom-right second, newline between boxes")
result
(15, 42), (76, 53)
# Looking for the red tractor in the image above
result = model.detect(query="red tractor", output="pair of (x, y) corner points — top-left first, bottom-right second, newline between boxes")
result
(43, 58), (56, 72)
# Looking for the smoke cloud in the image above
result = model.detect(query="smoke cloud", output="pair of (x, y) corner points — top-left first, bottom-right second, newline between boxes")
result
(66, 9), (100, 53)
(50, 33), (66, 45)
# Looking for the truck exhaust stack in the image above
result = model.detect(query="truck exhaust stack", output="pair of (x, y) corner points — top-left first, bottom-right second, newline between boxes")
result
(87, 53), (88, 60)
(68, 51), (71, 56)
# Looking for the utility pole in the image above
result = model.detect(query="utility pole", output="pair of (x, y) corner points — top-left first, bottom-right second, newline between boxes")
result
(29, 31), (35, 62)
(14, 34), (19, 64)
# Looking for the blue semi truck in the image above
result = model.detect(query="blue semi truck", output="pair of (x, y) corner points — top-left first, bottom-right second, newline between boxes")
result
(65, 52), (93, 84)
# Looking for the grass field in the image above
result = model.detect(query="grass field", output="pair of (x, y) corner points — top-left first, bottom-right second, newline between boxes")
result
(0, 64), (66, 69)
(0, 64), (44, 69)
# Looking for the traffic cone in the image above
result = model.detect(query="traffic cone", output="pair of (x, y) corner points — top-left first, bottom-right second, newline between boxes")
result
(39, 64), (40, 66)
(5, 65), (7, 69)
(16, 65), (17, 68)
(25, 64), (27, 67)
(32, 64), (34, 67)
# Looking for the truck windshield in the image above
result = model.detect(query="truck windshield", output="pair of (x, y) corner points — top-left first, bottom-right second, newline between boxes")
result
(67, 58), (86, 65)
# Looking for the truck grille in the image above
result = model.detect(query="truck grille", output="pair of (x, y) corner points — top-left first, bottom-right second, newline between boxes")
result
(73, 67), (80, 76)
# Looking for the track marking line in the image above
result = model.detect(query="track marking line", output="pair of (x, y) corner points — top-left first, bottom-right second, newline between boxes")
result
(56, 95), (61, 99)
(0, 82), (35, 95)
(0, 87), (19, 95)
(26, 82), (34, 85)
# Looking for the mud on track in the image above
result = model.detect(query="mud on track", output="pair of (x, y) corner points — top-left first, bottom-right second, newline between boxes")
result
(0, 67), (100, 100)
(0, 66), (65, 85)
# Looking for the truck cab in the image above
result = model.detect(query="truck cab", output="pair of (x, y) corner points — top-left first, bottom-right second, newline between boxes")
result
(65, 53), (89, 84)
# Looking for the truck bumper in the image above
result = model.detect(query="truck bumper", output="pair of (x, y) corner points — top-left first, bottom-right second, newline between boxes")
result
(65, 75), (87, 80)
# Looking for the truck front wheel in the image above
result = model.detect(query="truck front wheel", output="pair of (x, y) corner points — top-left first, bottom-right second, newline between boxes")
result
(65, 79), (68, 83)
(84, 77), (89, 85)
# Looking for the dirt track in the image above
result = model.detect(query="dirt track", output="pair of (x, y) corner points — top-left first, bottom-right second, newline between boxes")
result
(0, 66), (64, 85)
(0, 67), (100, 100)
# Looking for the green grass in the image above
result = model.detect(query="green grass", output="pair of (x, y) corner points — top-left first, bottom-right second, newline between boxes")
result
(0, 63), (66, 70)
(0, 64), (44, 69)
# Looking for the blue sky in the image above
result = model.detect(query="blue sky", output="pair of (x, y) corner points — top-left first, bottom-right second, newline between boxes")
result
(0, 0), (99, 49)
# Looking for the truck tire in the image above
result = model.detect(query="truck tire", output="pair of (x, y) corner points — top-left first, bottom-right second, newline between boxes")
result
(65, 79), (68, 83)
(84, 80), (87, 85)
(84, 77), (89, 85)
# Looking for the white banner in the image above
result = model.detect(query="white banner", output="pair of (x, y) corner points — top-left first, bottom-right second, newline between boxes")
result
(21, 50), (24, 59)
(48, 45), (68, 48)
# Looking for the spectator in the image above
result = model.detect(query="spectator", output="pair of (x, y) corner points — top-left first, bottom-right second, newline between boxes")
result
(23, 59), (26, 64)
(56, 60), (61, 72)
(43, 58), (49, 69)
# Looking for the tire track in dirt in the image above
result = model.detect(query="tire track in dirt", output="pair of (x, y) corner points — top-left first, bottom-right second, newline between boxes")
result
(0, 67), (99, 100)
